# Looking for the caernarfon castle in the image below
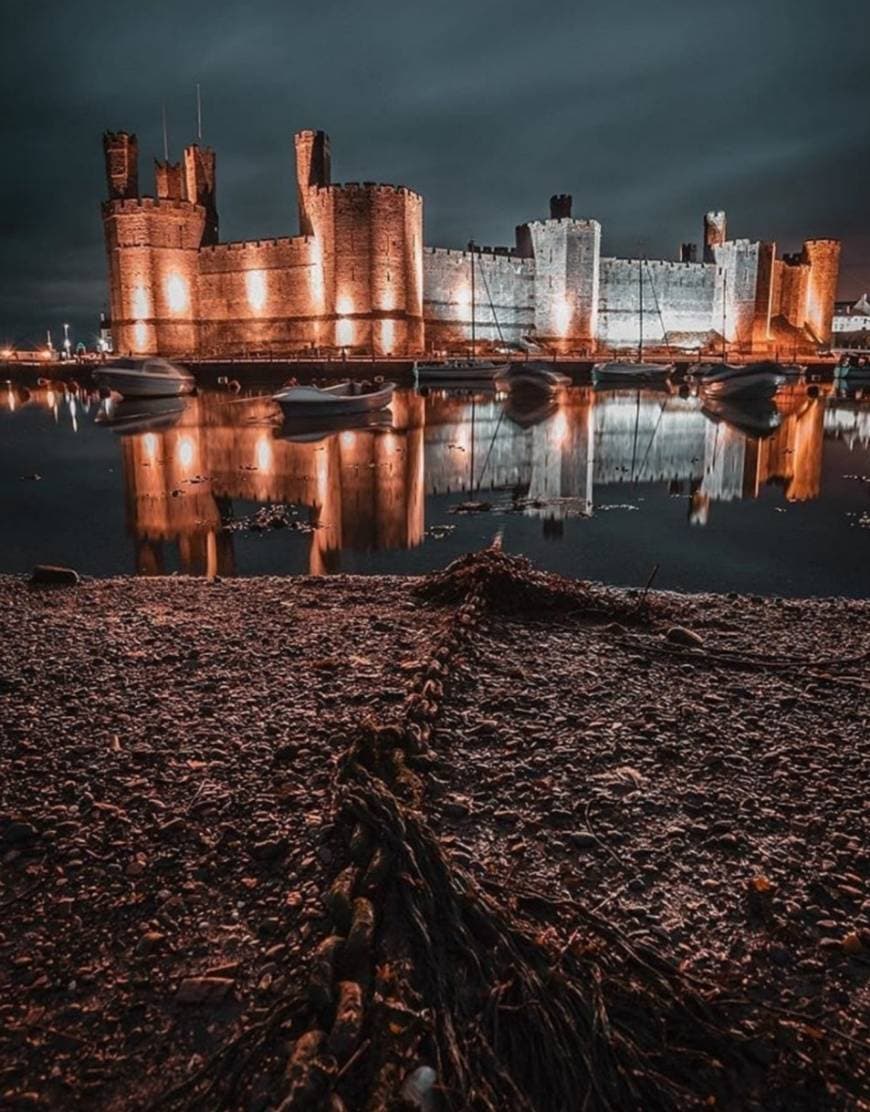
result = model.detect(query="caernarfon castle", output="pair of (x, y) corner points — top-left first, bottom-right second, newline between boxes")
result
(102, 127), (840, 359)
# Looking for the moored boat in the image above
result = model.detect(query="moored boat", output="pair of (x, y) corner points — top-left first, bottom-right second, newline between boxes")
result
(92, 357), (195, 398)
(701, 398), (782, 437)
(272, 380), (395, 416)
(413, 359), (508, 383)
(592, 361), (673, 386)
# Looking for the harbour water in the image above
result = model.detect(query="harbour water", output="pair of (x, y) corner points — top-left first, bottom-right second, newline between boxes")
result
(1, 378), (868, 595)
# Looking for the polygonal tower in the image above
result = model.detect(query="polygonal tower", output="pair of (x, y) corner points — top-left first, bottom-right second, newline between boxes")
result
(704, 211), (727, 263)
(102, 131), (212, 356)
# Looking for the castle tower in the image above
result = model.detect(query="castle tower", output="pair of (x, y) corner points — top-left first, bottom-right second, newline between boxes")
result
(519, 214), (601, 351)
(103, 132), (139, 199)
(802, 238), (841, 345)
(183, 145), (219, 245)
(549, 194), (572, 220)
(295, 129), (331, 237)
(102, 133), (206, 356)
(704, 210), (727, 263)
(155, 160), (184, 201)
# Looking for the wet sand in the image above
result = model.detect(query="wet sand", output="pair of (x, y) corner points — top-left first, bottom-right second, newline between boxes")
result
(0, 568), (867, 1109)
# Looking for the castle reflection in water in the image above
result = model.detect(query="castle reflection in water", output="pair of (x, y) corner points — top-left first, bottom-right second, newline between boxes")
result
(9, 382), (869, 577)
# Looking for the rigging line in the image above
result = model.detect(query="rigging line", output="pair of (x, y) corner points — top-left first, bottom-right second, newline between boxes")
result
(477, 258), (506, 346)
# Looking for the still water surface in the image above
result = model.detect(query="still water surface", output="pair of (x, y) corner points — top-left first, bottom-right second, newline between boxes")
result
(1, 379), (868, 596)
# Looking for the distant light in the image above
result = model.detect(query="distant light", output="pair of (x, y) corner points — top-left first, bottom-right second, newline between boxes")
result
(336, 294), (353, 316)
(340, 430), (357, 448)
(550, 409), (568, 446)
(246, 270), (267, 314)
(166, 273), (189, 314)
(380, 318), (395, 354)
(143, 432), (157, 462)
(456, 284), (472, 310)
(1, 348), (12, 360)
(133, 321), (148, 351)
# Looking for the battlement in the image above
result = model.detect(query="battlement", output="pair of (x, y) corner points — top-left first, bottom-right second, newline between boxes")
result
(310, 181), (422, 202)
(423, 246), (532, 269)
(200, 234), (314, 254)
(522, 216), (599, 231)
(103, 196), (204, 216)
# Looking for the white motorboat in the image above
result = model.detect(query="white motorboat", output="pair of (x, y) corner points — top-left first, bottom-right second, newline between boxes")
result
(592, 361), (674, 386)
(494, 362), (572, 392)
(272, 380), (395, 416)
(413, 359), (508, 383)
(92, 357), (195, 398)
(695, 362), (785, 401)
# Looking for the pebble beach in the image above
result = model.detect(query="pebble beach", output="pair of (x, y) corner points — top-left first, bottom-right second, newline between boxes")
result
(0, 565), (867, 1109)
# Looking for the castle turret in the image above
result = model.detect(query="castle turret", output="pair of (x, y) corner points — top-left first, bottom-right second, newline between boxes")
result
(155, 160), (184, 201)
(802, 238), (841, 345)
(183, 145), (218, 245)
(103, 131), (139, 200)
(704, 210), (727, 263)
(549, 194), (572, 220)
(295, 129), (331, 237)
(518, 215), (601, 351)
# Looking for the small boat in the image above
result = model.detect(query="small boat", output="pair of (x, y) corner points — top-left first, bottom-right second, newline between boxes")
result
(494, 362), (572, 392)
(694, 362), (785, 401)
(92, 357), (194, 398)
(413, 359), (508, 383)
(95, 395), (188, 435)
(272, 380), (395, 415)
(835, 358), (870, 380)
(592, 361), (673, 386)
(277, 409), (393, 443)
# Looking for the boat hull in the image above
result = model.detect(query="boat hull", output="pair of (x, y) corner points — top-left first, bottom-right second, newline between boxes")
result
(414, 361), (508, 382)
(700, 371), (784, 401)
(592, 362), (673, 386)
(495, 363), (571, 391)
(92, 368), (194, 398)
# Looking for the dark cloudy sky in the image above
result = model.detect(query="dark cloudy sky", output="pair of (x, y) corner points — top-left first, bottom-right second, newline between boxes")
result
(1, 0), (868, 348)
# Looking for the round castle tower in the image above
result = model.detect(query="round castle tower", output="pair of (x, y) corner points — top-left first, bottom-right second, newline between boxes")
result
(802, 239), (841, 346)
(294, 130), (424, 356)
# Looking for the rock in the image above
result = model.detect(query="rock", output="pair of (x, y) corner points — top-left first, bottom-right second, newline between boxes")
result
(443, 796), (472, 819)
(568, 830), (597, 849)
(665, 626), (704, 648)
(1, 820), (38, 846)
(249, 837), (289, 862)
(401, 1065), (438, 1110)
(29, 564), (80, 586)
(175, 976), (234, 1005)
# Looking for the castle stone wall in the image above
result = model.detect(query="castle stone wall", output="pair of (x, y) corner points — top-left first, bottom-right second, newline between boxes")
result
(521, 218), (601, 350)
(422, 248), (534, 348)
(195, 237), (318, 354)
(598, 259), (716, 348)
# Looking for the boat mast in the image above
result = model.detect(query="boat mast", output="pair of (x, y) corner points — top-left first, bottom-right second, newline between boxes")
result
(637, 257), (644, 364)
(721, 267), (727, 361)
(468, 240), (476, 360)
(161, 103), (169, 161)
(196, 83), (203, 141)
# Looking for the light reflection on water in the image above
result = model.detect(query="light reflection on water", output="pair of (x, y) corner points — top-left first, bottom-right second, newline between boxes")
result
(1, 380), (869, 595)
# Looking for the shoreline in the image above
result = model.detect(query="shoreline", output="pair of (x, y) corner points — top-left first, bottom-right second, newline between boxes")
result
(1, 558), (867, 1108)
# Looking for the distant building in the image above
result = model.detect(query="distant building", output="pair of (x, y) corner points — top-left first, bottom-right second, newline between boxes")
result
(832, 293), (870, 349)
(101, 127), (842, 358)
